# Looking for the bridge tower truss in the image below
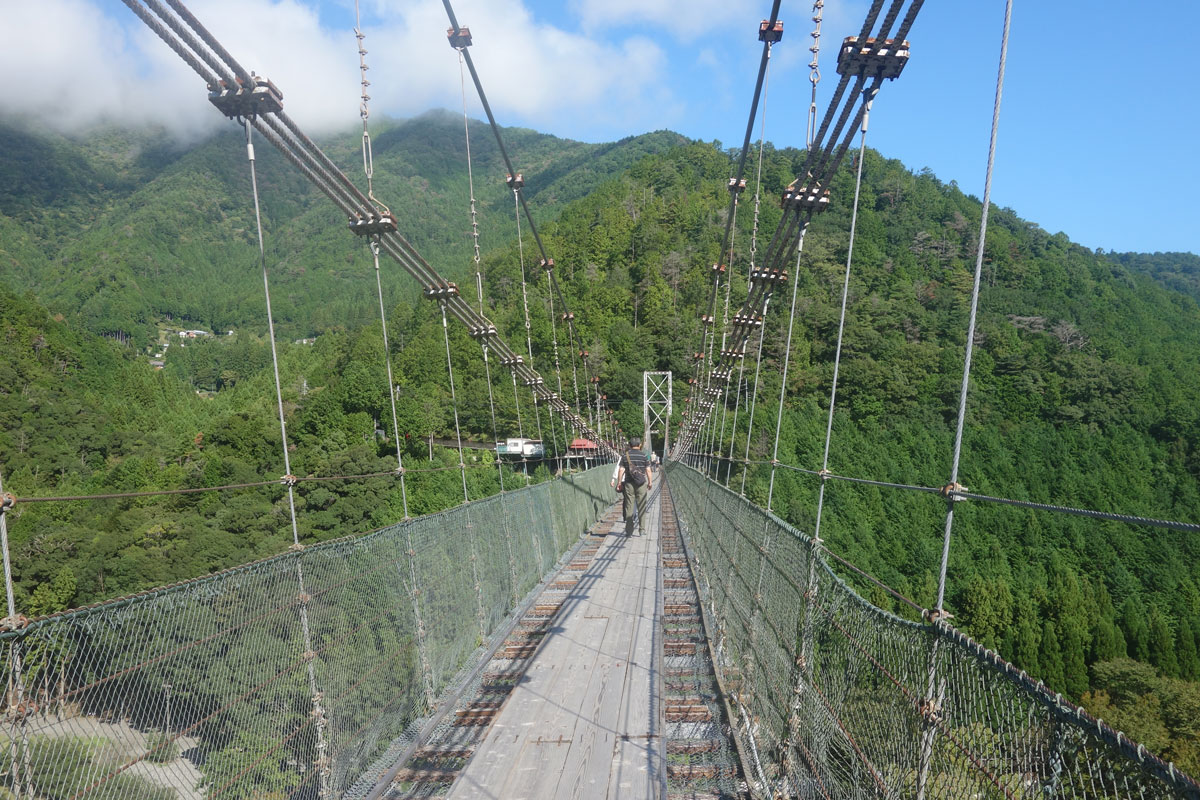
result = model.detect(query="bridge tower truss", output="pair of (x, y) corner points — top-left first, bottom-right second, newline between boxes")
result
(643, 371), (672, 459)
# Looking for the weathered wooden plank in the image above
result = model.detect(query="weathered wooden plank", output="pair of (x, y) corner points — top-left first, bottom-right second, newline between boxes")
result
(447, 498), (664, 799)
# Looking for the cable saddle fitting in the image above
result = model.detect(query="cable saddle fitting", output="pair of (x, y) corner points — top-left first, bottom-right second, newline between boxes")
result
(836, 36), (910, 81)
(446, 26), (473, 50)
(782, 181), (830, 211)
(749, 268), (789, 285)
(207, 74), (283, 119)
(758, 19), (784, 43)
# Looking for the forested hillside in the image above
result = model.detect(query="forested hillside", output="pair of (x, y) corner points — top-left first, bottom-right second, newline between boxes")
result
(1, 117), (1198, 768)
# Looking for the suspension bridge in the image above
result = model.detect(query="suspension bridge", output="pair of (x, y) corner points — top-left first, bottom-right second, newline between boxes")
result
(1, 0), (1199, 798)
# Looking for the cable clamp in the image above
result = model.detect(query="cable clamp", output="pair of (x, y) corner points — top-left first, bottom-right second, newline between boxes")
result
(301, 650), (317, 663)
(540, 257), (555, 272)
(923, 608), (954, 624)
(281, 474), (298, 487)
(394, 466), (406, 476)
(469, 324), (498, 339)
(561, 311), (575, 321)
(506, 173), (525, 189)
(348, 212), (397, 236)
(0, 614), (30, 632)
(940, 482), (967, 499)
(207, 74), (283, 119)
(289, 542), (305, 552)
(727, 177), (747, 194)
(0, 493), (14, 511)
(298, 593), (311, 604)
(818, 469), (832, 481)
(423, 283), (460, 299)
(710, 263), (727, 274)
(8, 700), (42, 722)
(918, 697), (942, 725)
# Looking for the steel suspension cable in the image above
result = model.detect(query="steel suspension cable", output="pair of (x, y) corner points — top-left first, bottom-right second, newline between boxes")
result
(813, 92), (876, 544)
(439, 300), (470, 502)
(456, 50), (485, 315)
(242, 119), (331, 799)
(714, 200), (737, 468)
(687, 11), (780, 456)
(123, 0), (611, 459)
(354, 1), (390, 217)
(371, 240), (410, 517)
(936, 0), (1013, 615)
(440, 1), (609, 449)
(545, 271), (568, 456)
(806, 1), (825, 149)
(739, 295), (771, 496)
(765, 230), (809, 512)
(352, 5), (409, 517)
(725, 84), (772, 484)
(919, 7), (1012, 798)
(512, 191), (546, 449)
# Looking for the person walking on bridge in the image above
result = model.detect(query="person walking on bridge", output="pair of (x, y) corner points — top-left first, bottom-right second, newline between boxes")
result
(616, 437), (652, 536)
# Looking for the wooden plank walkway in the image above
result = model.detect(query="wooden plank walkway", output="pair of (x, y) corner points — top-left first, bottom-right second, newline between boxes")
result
(446, 494), (663, 799)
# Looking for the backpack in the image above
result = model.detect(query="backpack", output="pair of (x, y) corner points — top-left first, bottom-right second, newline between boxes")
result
(624, 452), (648, 487)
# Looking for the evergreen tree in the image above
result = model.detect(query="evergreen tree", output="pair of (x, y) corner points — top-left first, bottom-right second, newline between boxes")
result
(1148, 606), (1180, 678)
(1040, 620), (1066, 692)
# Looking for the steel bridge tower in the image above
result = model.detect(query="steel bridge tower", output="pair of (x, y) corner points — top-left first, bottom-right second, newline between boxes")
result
(642, 370), (672, 460)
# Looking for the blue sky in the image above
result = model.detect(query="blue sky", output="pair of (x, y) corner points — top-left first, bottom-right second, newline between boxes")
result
(2, 0), (1197, 254)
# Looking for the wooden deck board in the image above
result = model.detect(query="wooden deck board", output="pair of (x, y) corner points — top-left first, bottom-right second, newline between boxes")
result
(448, 499), (663, 800)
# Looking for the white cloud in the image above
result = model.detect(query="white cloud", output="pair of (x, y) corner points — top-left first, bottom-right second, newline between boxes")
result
(0, 0), (674, 142)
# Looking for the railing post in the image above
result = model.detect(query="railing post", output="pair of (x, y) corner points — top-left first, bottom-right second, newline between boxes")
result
(1, 480), (32, 799)
(915, 626), (946, 800)
(404, 529), (437, 713)
(780, 530), (823, 793)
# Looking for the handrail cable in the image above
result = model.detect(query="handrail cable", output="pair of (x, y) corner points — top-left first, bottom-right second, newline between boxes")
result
(720, 456), (1200, 533)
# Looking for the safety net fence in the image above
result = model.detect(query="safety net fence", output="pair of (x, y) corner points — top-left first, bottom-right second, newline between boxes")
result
(666, 463), (1200, 800)
(0, 465), (613, 799)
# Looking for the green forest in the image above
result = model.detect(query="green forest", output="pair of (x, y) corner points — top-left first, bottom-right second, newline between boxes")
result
(1, 112), (1199, 771)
